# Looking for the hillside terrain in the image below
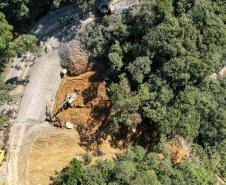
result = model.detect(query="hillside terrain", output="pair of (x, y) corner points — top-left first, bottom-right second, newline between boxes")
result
(54, 0), (226, 184)
(0, 0), (225, 185)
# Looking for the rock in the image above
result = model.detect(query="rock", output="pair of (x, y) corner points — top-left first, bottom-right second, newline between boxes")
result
(61, 68), (67, 74)
(65, 122), (73, 129)
(59, 41), (91, 76)
(0, 104), (17, 119)
(210, 73), (218, 80)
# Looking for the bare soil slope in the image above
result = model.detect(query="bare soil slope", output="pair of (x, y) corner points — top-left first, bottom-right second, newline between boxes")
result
(53, 71), (110, 133)
(168, 137), (189, 164)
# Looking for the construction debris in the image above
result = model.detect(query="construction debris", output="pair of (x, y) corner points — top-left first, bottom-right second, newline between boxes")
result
(60, 68), (67, 77)
(0, 104), (17, 120)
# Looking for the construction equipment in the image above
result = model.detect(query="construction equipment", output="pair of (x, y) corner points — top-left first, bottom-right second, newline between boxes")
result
(53, 92), (77, 118)
(0, 150), (5, 166)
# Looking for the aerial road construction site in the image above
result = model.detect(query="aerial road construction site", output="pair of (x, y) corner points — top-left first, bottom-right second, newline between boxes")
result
(0, 1), (140, 184)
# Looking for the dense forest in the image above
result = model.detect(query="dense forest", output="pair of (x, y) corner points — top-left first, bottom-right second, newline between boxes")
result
(0, 0), (225, 184)
(55, 0), (226, 184)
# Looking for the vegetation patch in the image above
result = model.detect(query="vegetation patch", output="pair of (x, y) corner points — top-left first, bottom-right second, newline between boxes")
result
(53, 0), (226, 183)
(52, 146), (217, 185)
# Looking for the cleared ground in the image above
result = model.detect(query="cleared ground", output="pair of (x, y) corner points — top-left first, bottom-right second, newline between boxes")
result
(53, 71), (110, 130)
(27, 128), (122, 185)
(27, 128), (85, 185)
(17, 38), (61, 123)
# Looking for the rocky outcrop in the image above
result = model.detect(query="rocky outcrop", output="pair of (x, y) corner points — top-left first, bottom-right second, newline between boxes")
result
(59, 41), (91, 76)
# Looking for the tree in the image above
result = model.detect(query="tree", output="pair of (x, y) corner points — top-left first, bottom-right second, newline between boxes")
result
(53, 159), (83, 185)
(130, 170), (161, 185)
(0, 12), (13, 67)
(82, 160), (115, 185)
(174, 0), (195, 15)
(176, 162), (216, 185)
(108, 52), (123, 72)
(127, 56), (151, 84)
(9, 34), (39, 57)
(0, 0), (29, 27)
(114, 161), (137, 184)
(77, 0), (226, 179)
(0, 11), (38, 69)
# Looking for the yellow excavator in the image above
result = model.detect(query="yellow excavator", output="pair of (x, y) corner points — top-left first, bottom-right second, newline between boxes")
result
(50, 92), (77, 118)
(0, 150), (5, 166)
(56, 92), (77, 113)
(46, 92), (77, 124)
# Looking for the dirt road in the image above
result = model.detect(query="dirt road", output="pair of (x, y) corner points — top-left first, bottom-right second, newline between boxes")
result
(7, 40), (62, 185)
(17, 38), (61, 123)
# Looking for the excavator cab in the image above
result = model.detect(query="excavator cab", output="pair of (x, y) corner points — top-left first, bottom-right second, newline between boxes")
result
(52, 92), (77, 118)
(66, 93), (77, 106)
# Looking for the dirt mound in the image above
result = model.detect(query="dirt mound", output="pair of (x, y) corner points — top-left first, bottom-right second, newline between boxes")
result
(168, 137), (189, 164)
(53, 71), (110, 134)
(60, 41), (91, 76)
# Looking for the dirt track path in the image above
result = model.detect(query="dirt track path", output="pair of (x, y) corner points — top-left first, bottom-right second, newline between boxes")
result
(8, 38), (62, 185)
(17, 38), (61, 123)
(7, 41), (62, 185)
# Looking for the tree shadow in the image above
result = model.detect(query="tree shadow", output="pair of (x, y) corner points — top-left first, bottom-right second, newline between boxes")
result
(35, 6), (94, 44)
(79, 114), (160, 153)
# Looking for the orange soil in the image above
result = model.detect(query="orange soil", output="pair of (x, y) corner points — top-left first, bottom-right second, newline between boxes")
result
(168, 139), (189, 164)
(53, 71), (110, 132)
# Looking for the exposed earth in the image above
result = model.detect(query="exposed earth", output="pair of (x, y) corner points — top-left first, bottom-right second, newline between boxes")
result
(0, 2), (137, 184)
(53, 71), (110, 133)
(27, 128), (122, 185)
(0, 5), (87, 185)
(27, 128), (85, 185)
